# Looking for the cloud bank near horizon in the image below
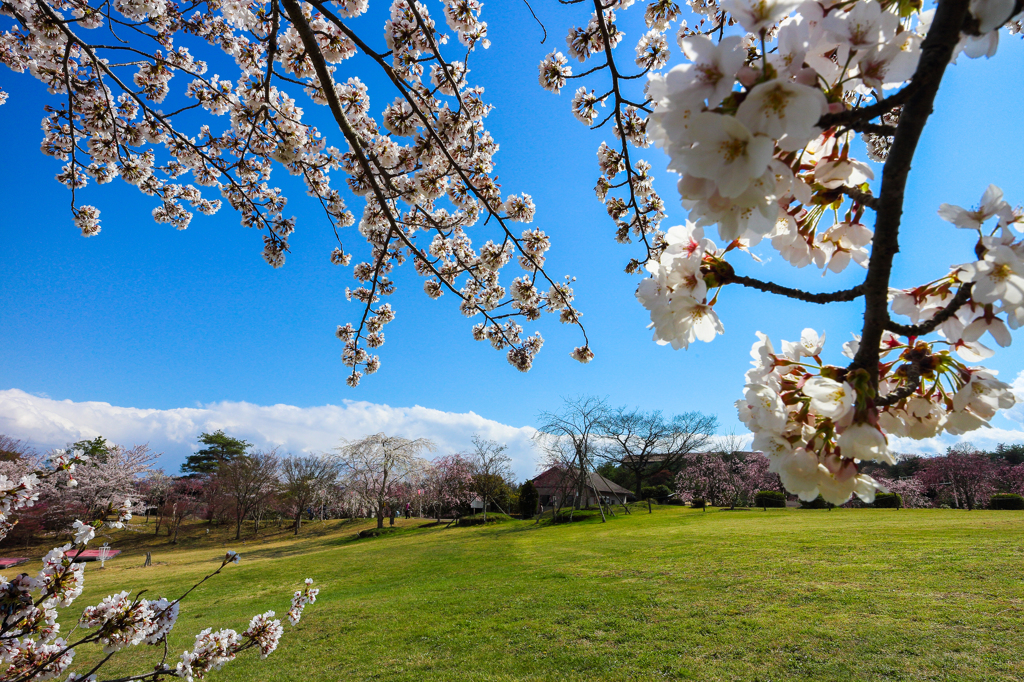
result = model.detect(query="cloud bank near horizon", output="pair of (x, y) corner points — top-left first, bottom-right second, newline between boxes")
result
(2, 373), (1023, 482)
(0, 389), (542, 479)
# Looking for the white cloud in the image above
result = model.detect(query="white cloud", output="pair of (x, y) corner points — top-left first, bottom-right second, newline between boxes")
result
(0, 389), (542, 480)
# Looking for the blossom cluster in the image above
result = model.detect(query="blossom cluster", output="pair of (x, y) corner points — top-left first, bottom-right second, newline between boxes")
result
(287, 577), (319, 626)
(737, 326), (1015, 504)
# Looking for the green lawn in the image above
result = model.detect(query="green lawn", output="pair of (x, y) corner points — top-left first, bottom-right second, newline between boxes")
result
(7, 506), (1024, 681)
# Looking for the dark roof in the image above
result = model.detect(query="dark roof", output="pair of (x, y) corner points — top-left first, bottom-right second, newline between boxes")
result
(622, 450), (760, 464)
(532, 467), (633, 497)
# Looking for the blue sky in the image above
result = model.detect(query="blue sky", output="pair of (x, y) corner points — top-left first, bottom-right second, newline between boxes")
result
(1, 2), (1023, 473)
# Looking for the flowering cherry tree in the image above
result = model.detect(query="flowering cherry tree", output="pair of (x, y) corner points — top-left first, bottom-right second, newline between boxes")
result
(542, 0), (1022, 505)
(421, 453), (474, 520)
(0, 450), (317, 682)
(4, 0), (1024, 507)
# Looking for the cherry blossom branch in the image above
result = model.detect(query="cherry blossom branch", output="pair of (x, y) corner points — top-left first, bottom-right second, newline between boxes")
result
(849, 0), (971, 380)
(818, 84), (920, 130)
(305, 0), (591, 352)
(885, 283), (974, 337)
(836, 185), (880, 209)
(281, 0), (554, 372)
(590, 0), (659, 264)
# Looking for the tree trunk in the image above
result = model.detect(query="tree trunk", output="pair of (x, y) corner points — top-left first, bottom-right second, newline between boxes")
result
(635, 472), (644, 501)
(235, 512), (242, 540)
(294, 510), (302, 535)
(377, 503), (385, 529)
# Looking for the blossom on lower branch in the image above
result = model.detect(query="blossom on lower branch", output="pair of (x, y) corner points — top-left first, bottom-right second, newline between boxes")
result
(736, 329), (1015, 505)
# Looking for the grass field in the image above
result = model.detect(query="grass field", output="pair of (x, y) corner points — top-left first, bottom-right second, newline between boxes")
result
(5, 505), (1023, 681)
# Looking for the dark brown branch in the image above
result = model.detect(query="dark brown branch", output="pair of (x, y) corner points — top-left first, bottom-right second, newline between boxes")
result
(849, 0), (971, 382)
(729, 275), (864, 304)
(521, 0), (548, 43)
(875, 362), (922, 407)
(839, 122), (896, 135)
(885, 284), (973, 337)
(817, 84), (920, 130)
(837, 185), (880, 209)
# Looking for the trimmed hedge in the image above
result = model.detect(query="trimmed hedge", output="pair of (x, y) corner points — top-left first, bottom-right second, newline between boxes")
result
(798, 496), (831, 509)
(873, 493), (902, 508)
(690, 498), (706, 508)
(990, 493), (1024, 510)
(641, 485), (672, 501)
(457, 512), (513, 526)
(358, 527), (400, 538)
(754, 491), (787, 508)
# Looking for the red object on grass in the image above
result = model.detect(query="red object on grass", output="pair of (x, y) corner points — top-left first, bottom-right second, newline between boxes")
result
(0, 558), (29, 569)
(75, 549), (122, 562)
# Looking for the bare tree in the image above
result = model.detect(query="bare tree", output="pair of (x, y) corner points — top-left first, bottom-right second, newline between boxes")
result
(469, 436), (514, 521)
(337, 434), (434, 530)
(0, 435), (35, 462)
(534, 396), (610, 510)
(599, 408), (718, 498)
(165, 476), (205, 544)
(220, 450), (280, 540)
(140, 471), (174, 535)
(280, 454), (343, 535)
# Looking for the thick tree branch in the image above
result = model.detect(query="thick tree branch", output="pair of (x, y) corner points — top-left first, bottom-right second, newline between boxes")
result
(849, 0), (971, 380)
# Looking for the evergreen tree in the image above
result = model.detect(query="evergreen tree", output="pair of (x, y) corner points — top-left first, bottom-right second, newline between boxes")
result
(72, 436), (111, 463)
(518, 480), (539, 519)
(182, 430), (251, 475)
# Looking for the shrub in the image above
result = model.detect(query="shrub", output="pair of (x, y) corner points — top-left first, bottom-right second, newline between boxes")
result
(551, 509), (603, 524)
(358, 527), (401, 538)
(873, 493), (902, 508)
(666, 499), (685, 506)
(798, 496), (831, 509)
(690, 498), (706, 508)
(642, 484), (672, 501)
(990, 493), (1024, 510)
(458, 512), (513, 526)
(754, 491), (787, 508)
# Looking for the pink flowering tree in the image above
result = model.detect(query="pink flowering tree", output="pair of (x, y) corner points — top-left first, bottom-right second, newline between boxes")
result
(422, 453), (475, 521)
(916, 443), (997, 509)
(871, 474), (930, 508)
(0, 451), (318, 682)
(997, 463), (1024, 496)
(676, 450), (781, 507)
(674, 450), (731, 506)
(4, 0), (1024, 507)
